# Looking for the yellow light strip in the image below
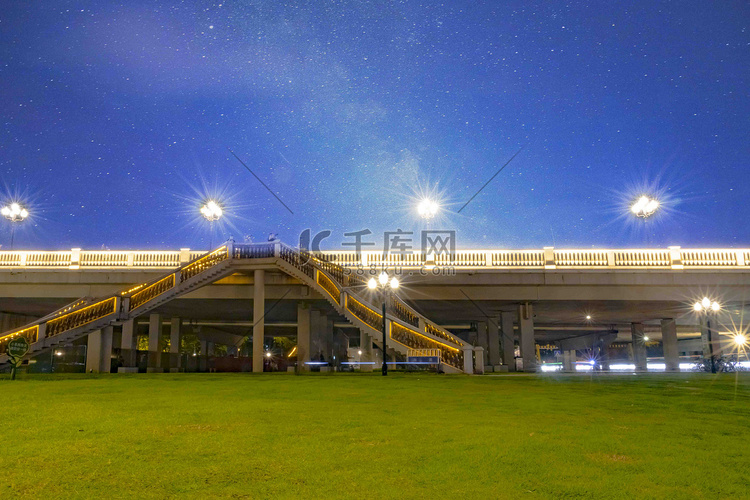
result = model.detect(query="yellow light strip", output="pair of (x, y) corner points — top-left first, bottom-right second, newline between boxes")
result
(391, 323), (460, 353)
(121, 283), (145, 295)
(316, 270), (340, 301)
(425, 322), (464, 347)
(0, 325), (39, 344)
(288, 346), (297, 358)
(52, 299), (88, 316)
(187, 246), (227, 266)
(130, 275), (174, 296)
(346, 295), (382, 323)
(345, 294), (460, 353)
(47, 297), (117, 328)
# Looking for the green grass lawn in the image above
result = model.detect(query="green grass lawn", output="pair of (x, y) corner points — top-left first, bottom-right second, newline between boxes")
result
(2, 372), (749, 499)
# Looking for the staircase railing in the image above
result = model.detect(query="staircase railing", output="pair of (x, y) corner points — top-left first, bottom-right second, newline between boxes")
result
(2, 241), (470, 372)
(0, 243), (236, 359)
(259, 242), (467, 371)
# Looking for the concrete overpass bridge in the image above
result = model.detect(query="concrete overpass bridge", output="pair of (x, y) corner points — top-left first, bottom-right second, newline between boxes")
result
(1, 243), (749, 374)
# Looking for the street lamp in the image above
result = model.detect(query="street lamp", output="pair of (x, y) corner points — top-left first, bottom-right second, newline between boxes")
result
(417, 198), (439, 221)
(694, 297), (721, 373)
(1, 202), (29, 250)
(200, 200), (223, 249)
(733, 334), (747, 347)
(367, 271), (400, 376)
(200, 200), (223, 221)
(630, 195), (659, 218)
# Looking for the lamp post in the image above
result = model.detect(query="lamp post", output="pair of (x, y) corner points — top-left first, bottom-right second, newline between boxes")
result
(417, 198), (439, 268)
(1, 202), (29, 250)
(694, 297), (721, 373)
(200, 200), (223, 249)
(368, 271), (400, 376)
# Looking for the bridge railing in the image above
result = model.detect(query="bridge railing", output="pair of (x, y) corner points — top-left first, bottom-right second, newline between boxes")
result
(1, 246), (749, 270)
(0, 249), (205, 269)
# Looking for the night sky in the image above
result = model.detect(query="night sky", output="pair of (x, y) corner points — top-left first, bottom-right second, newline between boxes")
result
(1, 1), (748, 252)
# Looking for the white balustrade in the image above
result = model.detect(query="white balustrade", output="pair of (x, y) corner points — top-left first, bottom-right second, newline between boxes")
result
(0, 247), (748, 269)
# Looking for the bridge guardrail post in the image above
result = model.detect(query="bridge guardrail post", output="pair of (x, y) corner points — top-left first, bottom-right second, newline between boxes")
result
(37, 323), (46, 343)
(543, 247), (555, 269)
(179, 248), (191, 265)
(737, 250), (746, 267)
(606, 250), (616, 268)
(119, 297), (131, 320)
(69, 248), (81, 269)
(669, 246), (683, 270)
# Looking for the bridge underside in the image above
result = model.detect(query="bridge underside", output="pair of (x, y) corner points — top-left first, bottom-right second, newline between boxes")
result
(3, 258), (747, 375)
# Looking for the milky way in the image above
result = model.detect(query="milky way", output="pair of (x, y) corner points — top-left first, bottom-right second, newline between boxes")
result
(1, 1), (748, 251)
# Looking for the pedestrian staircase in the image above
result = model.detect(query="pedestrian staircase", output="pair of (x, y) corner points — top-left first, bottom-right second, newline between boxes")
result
(0, 242), (474, 373)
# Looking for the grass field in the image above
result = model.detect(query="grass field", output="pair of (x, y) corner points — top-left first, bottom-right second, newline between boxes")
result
(2, 372), (749, 499)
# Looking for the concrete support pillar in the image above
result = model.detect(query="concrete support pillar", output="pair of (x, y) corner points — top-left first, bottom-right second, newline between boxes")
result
(631, 323), (647, 371)
(562, 350), (576, 372)
(462, 345), (473, 374)
(199, 340), (207, 372)
(325, 317), (335, 361)
(253, 269), (265, 373)
(487, 318), (501, 368)
(476, 321), (489, 369)
(518, 303), (536, 372)
(170, 317), (181, 372)
(598, 344), (610, 371)
(661, 318), (679, 372)
(359, 328), (374, 371)
(120, 318), (137, 367)
(86, 330), (102, 373)
(501, 312), (516, 371)
(148, 313), (162, 372)
(101, 326), (113, 373)
(297, 302), (311, 371)
(86, 326), (113, 373)
(310, 309), (332, 362)
(473, 346), (485, 374)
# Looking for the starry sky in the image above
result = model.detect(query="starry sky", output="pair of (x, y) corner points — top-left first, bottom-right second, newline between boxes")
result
(1, 1), (748, 251)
